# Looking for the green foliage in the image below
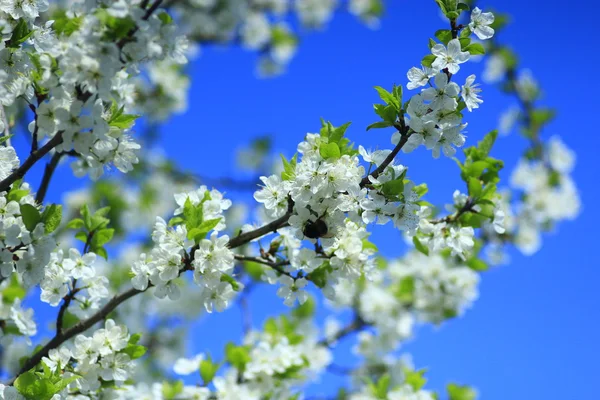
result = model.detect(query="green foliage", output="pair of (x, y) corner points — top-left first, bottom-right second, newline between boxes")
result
(1, 274), (26, 304)
(394, 276), (415, 303)
(108, 102), (140, 129)
(464, 43), (485, 55)
(225, 343), (251, 371)
(435, 29), (453, 44)
(6, 19), (34, 49)
(176, 192), (222, 243)
(422, 54), (436, 67)
(281, 153), (298, 181)
(413, 236), (429, 256)
(96, 8), (136, 41)
(51, 10), (83, 36)
(20, 204), (41, 232)
(404, 367), (428, 391)
(368, 373), (391, 399)
(368, 85), (402, 130)
(20, 203), (63, 234)
(162, 380), (184, 400)
(291, 296), (315, 319)
(14, 367), (80, 400)
(199, 355), (220, 385)
(69, 205), (114, 259)
(319, 142), (341, 160)
(447, 383), (477, 400)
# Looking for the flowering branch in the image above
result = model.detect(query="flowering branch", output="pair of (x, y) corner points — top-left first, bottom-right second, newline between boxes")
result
(0, 131), (63, 193)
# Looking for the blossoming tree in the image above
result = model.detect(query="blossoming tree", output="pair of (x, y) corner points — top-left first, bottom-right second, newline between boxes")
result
(0, 0), (580, 399)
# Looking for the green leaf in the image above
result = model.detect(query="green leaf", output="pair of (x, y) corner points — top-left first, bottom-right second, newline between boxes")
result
(281, 153), (298, 181)
(199, 357), (219, 385)
(477, 130), (498, 157)
(458, 37), (471, 48)
(92, 228), (114, 248)
(188, 218), (222, 242)
(421, 54), (436, 67)
(66, 218), (85, 230)
(7, 19), (34, 49)
(328, 121), (352, 144)
(366, 121), (393, 131)
(20, 204), (41, 232)
(435, 29), (452, 44)
(14, 371), (55, 400)
(2, 274), (26, 304)
(428, 37), (437, 50)
(53, 375), (80, 393)
(292, 297), (315, 319)
(448, 383), (477, 400)
(225, 343), (251, 370)
(468, 178), (482, 198)
(129, 333), (142, 345)
(404, 368), (427, 391)
(457, 2), (470, 11)
(0, 134), (14, 145)
(413, 183), (429, 197)
(434, 0), (447, 14)
(531, 108), (556, 127)
(395, 276), (415, 303)
(463, 161), (489, 178)
(413, 236), (429, 256)
(382, 178), (405, 197)
(374, 86), (400, 110)
(168, 216), (185, 227)
(373, 104), (397, 123)
(40, 204), (62, 234)
(459, 26), (472, 38)
(157, 11), (173, 25)
(466, 258), (488, 271)
(319, 142), (341, 160)
(374, 374), (391, 398)
(74, 231), (88, 243)
(122, 344), (147, 360)
(109, 113), (140, 129)
(96, 247), (108, 260)
(52, 10), (83, 36)
(465, 43), (485, 55)
(162, 380), (184, 400)
(183, 197), (203, 231)
(81, 204), (92, 230)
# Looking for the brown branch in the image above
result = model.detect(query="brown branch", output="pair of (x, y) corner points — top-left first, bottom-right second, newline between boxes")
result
(359, 129), (410, 187)
(12, 285), (144, 381)
(318, 316), (367, 348)
(35, 152), (64, 204)
(0, 132), (63, 193)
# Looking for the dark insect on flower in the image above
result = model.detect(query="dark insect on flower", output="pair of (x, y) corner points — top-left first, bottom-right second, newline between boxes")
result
(303, 217), (334, 239)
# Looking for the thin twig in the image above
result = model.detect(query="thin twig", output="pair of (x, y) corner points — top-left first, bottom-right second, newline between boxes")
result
(35, 152), (64, 204)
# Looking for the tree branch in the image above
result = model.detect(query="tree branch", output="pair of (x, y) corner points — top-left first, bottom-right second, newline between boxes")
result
(35, 151), (64, 204)
(359, 129), (410, 187)
(318, 316), (367, 348)
(0, 132), (63, 193)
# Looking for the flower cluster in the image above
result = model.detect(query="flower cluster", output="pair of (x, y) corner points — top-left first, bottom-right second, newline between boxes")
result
(40, 319), (138, 397)
(0, 0), (188, 181)
(130, 186), (241, 313)
(507, 137), (580, 255)
(40, 248), (110, 318)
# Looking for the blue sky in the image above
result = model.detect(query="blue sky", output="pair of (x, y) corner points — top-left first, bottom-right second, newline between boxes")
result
(19, 0), (599, 398)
